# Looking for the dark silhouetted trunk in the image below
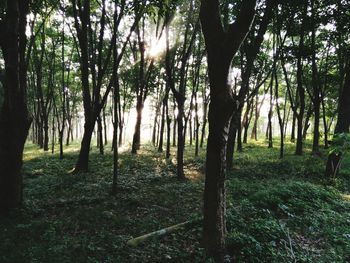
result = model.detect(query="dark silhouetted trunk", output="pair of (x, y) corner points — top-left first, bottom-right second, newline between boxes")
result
(200, 0), (256, 260)
(97, 115), (104, 155)
(75, 120), (95, 172)
(236, 107), (243, 152)
(295, 1), (307, 155)
(0, 0), (31, 213)
(311, 0), (320, 154)
(302, 105), (312, 140)
(159, 85), (170, 153)
(200, 95), (209, 148)
(242, 98), (253, 143)
(268, 79), (273, 148)
(325, 49), (350, 177)
(166, 100), (171, 159)
(291, 112), (296, 142)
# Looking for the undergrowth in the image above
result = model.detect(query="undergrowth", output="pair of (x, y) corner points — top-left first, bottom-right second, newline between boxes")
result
(0, 139), (349, 262)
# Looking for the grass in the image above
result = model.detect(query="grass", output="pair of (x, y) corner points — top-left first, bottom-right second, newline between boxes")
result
(0, 139), (349, 262)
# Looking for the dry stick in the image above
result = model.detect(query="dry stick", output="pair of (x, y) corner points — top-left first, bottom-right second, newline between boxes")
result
(127, 218), (202, 247)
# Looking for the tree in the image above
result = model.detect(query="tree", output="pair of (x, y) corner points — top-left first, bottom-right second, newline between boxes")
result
(200, 0), (256, 260)
(325, 49), (350, 177)
(0, 0), (32, 212)
(165, 1), (200, 179)
(71, 0), (138, 172)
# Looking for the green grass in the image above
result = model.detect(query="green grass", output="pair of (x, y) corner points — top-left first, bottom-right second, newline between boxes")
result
(0, 139), (349, 262)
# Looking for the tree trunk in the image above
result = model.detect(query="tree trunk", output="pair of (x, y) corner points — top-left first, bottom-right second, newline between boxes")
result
(176, 101), (185, 179)
(302, 105), (312, 140)
(311, 0), (320, 154)
(325, 49), (350, 177)
(200, 100), (208, 148)
(291, 112), (296, 142)
(200, 0), (256, 259)
(195, 94), (200, 157)
(321, 90), (329, 149)
(295, 1), (307, 155)
(103, 106), (108, 145)
(75, 120), (95, 172)
(173, 99), (177, 147)
(158, 93), (167, 152)
(166, 101), (171, 159)
(51, 113), (55, 154)
(43, 115), (49, 151)
(97, 115), (104, 155)
(268, 81), (273, 148)
(242, 99), (253, 144)
(236, 107), (243, 152)
(131, 98), (143, 154)
(0, 0), (31, 213)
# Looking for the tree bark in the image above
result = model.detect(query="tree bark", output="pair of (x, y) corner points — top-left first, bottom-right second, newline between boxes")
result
(200, 0), (256, 260)
(0, 0), (31, 213)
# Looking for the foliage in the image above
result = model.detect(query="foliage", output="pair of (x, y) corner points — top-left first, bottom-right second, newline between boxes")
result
(329, 133), (350, 155)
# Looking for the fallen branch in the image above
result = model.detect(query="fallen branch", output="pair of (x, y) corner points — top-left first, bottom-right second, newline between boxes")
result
(127, 218), (202, 247)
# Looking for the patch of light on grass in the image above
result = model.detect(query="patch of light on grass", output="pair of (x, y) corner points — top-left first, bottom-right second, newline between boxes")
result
(342, 194), (350, 202)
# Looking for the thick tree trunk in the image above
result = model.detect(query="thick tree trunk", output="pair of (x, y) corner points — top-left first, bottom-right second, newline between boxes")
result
(75, 120), (95, 172)
(0, 0), (31, 213)
(200, 0), (256, 259)
(203, 66), (234, 259)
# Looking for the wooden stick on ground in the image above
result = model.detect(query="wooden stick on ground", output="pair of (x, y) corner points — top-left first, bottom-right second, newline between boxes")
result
(127, 218), (202, 247)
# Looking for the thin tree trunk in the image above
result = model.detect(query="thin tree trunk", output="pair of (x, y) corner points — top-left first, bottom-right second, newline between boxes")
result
(97, 115), (104, 155)
(236, 107), (243, 152)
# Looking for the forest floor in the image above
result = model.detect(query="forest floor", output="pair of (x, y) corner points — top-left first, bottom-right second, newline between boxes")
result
(1, 139), (350, 262)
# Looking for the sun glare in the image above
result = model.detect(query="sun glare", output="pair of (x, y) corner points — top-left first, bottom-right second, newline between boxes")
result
(149, 34), (167, 58)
